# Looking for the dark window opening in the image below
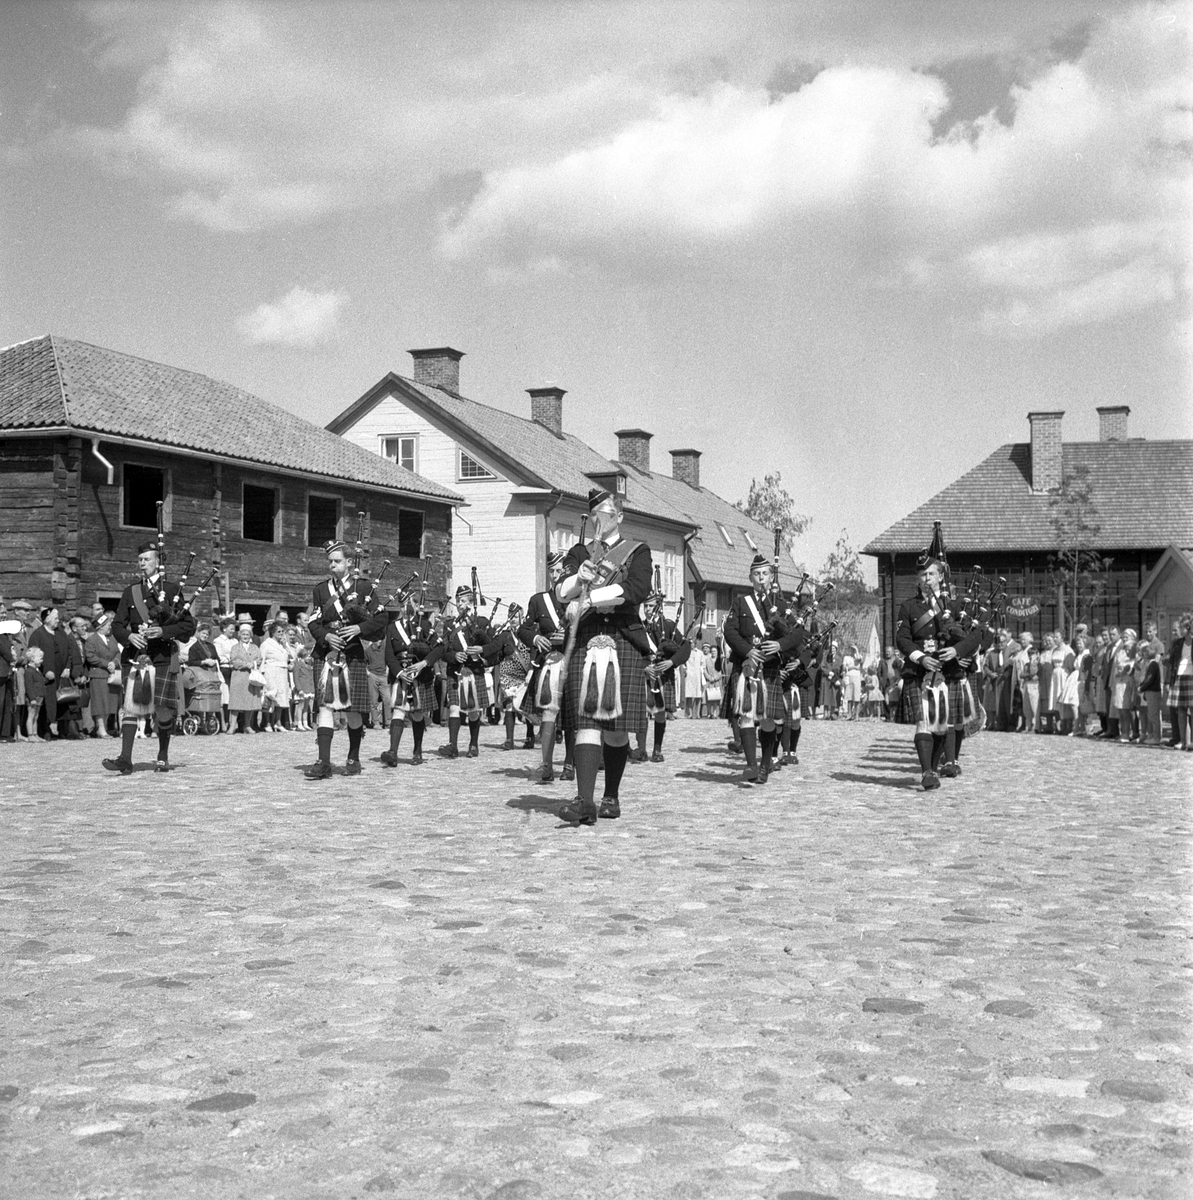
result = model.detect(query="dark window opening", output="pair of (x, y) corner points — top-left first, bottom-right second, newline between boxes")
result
(123, 464), (165, 529)
(308, 495), (340, 548)
(243, 484), (277, 543)
(398, 509), (424, 559)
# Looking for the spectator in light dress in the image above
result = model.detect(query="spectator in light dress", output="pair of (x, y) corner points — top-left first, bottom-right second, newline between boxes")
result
(228, 620), (263, 733)
(84, 610), (121, 738)
(260, 618), (293, 732)
(1110, 629), (1138, 743)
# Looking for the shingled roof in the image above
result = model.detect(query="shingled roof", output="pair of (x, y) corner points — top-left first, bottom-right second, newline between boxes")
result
(620, 461), (802, 588)
(864, 440), (1193, 555)
(331, 371), (693, 531)
(0, 336), (462, 502)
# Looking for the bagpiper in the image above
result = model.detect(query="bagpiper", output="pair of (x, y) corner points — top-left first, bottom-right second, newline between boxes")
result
(487, 602), (537, 750)
(722, 554), (801, 783)
(431, 585), (495, 759)
(518, 550), (573, 783)
(640, 586), (691, 763)
(556, 487), (653, 825)
(304, 538), (387, 779)
(380, 599), (438, 767)
(103, 541), (196, 775)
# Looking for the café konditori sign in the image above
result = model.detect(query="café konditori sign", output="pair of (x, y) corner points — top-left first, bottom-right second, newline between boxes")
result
(1005, 596), (1041, 618)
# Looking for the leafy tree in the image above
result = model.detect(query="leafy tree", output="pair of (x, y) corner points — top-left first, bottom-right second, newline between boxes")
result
(1046, 466), (1113, 638)
(816, 529), (878, 615)
(735, 471), (810, 555)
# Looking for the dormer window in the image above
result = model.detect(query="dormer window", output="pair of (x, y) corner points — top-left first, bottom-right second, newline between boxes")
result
(744, 532), (758, 551)
(716, 522), (734, 547)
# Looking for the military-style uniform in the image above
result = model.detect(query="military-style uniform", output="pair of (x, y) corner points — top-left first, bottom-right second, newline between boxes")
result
(309, 575), (387, 715)
(518, 588), (568, 721)
(643, 612), (691, 761)
(426, 597), (497, 757)
(380, 607), (438, 767)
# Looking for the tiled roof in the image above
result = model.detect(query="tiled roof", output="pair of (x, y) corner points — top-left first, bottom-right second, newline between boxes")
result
(864, 440), (1193, 554)
(620, 462), (802, 587)
(334, 372), (694, 531)
(832, 606), (880, 655)
(0, 336), (462, 502)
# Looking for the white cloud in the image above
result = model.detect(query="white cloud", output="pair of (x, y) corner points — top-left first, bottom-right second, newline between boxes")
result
(237, 287), (346, 347)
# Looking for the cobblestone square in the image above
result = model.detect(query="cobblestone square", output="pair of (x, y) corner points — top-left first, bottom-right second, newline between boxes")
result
(2, 719), (1190, 1200)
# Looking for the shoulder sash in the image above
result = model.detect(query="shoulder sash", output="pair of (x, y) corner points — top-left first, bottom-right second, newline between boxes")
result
(743, 594), (768, 637)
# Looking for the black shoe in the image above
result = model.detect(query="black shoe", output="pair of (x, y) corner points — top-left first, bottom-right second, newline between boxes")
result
(502, 739), (515, 750)
(629, 748), (647, 763)
(939, 762), (960, 778)
(743, 766), (759, 784)
(467, 745), (479, 758)
(523, 737), (535, 750)
(728, 741), (742, 754)
(344, 759), (362, 776)
(438, 745), (458, 759)
(597, 796), (621, 819)
(379, 750), (397, 767)
(411, 752), (424, 765)
(757, 759), (769, 784)
(102, 756), (134, 775)
(304, 760), (332, 780)
(560, 764), (575, 782)
(650, 752), (664, 763)
(558, 797), (597, 825)
(539, 765), (555, 783)
(922, 770), (941, 791)
(154, 760), (171, 773)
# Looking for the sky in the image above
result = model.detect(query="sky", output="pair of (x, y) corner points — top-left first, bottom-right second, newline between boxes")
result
(2, 0), (1190, 580)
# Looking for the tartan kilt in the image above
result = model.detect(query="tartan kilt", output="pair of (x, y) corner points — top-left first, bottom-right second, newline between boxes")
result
(1171, 675), (1193, 708)
(313, 655), (371, 714)
(563, 628), (648, 734)
(645, 672), (678, 720)
(898, 676), (967, 727)
(121, 662), (181, 716)
(520, 656), (565, 720)
(728, 667), (787, 725)
(391, 676), (436, 716)
(447, 669), (491, 716)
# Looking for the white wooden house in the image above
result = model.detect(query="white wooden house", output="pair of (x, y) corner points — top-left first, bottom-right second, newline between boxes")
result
(328, 348), (801, 621)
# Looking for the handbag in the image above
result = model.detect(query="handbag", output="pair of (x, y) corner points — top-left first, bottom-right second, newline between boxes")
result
(248, 666), (266, 691)
(55, 680), (81, 704)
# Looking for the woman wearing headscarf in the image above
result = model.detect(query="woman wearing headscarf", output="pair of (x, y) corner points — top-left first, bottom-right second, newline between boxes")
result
(84, 609), (121, 737)
(228, 619), (263, 733)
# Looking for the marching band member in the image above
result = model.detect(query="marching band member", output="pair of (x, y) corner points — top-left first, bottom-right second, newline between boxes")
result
(432, 585), (494, 759)
(642, 590), (691, 763)
(488, 602), (536, 750)
(895, 552), (963, 790)
(556, 488), (653, 825)
(304, 539), (386, 780)
(104, 541), (196, 775)
(723, 554), (796, 784)
(519, 551), (573, 783)
(380, 600), (438, 768)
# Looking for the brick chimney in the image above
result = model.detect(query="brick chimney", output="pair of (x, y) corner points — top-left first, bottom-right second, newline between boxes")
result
(1096, 404), (1130, 442)
(670, 448), (701, 488)
(1028, 411), (1064, 492)
(527, 386), (565, 438)
(615, 429), (652, 472)
(409, 347), (463, 393)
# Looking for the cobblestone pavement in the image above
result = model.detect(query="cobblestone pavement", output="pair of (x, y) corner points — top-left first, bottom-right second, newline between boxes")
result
(2, 717), (1190, 1200)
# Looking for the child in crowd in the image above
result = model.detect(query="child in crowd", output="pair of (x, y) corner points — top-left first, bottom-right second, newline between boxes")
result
(22, 646), (46, 741)
(1138, 644), (1163, 745)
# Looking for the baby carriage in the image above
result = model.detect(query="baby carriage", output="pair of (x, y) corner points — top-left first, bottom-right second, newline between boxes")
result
(181, 662), (223, 736)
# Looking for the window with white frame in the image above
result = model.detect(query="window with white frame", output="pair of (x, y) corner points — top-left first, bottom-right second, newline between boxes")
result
(458, 448), (497, 480)
(550, 524), (577, 553)
(382, 435), (417, 473)
(744, 531), (758, 551)
(663, 547), (679, 602)
(715, 522), (734, 547)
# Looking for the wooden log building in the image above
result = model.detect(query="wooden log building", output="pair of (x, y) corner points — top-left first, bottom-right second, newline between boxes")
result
(0, 336), (463, 628)
(864, 408), (1193, 647)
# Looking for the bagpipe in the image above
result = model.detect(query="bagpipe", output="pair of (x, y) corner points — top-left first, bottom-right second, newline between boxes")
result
(150, 501), (218, 617)
(318, 511), (380, 710)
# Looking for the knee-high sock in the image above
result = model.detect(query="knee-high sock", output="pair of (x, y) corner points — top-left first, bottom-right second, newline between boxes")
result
(347, 724), (363, 762)
(411, 719), (425, 754)
(652, 720), (665, 753)
(930, 732), (946, 771)
(563, 729), (576, 767)
(636, 725), (647, 754)
(389, 719), (404, 754)
(914, 732), (933, 773)
(603, 741), (631, 798)
(953, 727), (965, 761)
(781, 725), (791, 753)
(448, 714), (460, 748)
(468, 718), (481, 749)
(156, 717), (173, 763)
(316, 726), (333, 765)
(942, 727), (956, 765)
(540, 719), (556, 767)
(504, 711), (516, 742)
(574, 742), (602, 803)
(524, 722), (535, 747)
(789, 724), (801, 753)
(759, 727), (776, 765)
(120, 719), (137, 761)
(740, 726), (758, 771)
